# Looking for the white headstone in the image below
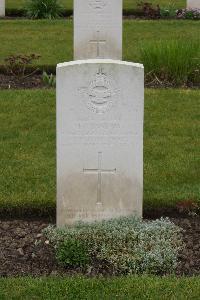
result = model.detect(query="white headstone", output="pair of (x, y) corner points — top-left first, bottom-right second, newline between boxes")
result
(0, 0), (5, 17)
(57, 59), (144, 226)
(74, 0), (122, 60)
(187, 0), (200, 8)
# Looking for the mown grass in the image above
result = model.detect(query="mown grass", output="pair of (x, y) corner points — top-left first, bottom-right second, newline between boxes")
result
(0, 89), (55, 215)
(0, 276), (200, 300)
(6, 0), (186, 11)
(0, 89), (199, 215)
(0, 20), (199, 69)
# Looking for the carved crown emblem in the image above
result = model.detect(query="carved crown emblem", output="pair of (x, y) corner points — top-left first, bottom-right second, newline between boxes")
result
(88, 68), (111, 101)
(79, 67), (119, 114)
(89, 0), (106, 9)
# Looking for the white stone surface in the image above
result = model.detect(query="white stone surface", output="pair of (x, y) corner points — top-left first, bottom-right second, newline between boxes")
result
(74, 0), (122, 60)
(187, 0), (200, 8)
(57, 59), (144, 226)
(0, 0), (5, 17)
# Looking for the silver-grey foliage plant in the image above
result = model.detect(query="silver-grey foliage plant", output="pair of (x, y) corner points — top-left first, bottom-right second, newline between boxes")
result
(44, 217), (184, 275)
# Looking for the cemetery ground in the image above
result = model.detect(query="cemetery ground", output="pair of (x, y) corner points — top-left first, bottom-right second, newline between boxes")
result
(0, 19), (198, 69)
(0, 89), (199, 214)
(0, 20), (199, 89)
(0, 15), (200, 300)
(0, 89), (199, 282)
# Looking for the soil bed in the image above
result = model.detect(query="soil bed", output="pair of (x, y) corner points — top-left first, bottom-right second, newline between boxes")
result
(0, 74), (45, 89)
(0, 216), (199, 277)
(2, 9), (184, 20)
(0, 74), (199, 90)
(1, 16), (178, 20)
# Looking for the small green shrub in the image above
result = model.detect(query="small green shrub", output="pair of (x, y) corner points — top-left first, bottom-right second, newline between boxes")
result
(26, 0), (62, 19)
(44, 217), (183, 275)
(56, 238), (90, 268)
(42, 71), (56, 87)
(160, 4), (176, 18)
(139, 40), (200, 86)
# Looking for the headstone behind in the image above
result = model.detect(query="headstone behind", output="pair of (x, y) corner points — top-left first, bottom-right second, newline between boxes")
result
(74, 0), (122, 60)
(0, 0), (5, 17)
(187, 0), (200, 8)
(57, 60), (144, 226)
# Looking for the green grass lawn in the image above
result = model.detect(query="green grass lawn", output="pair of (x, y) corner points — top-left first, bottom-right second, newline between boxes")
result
(0, 276), (200, 300)
(0, 20), (199, 69)
(6, 0), (186, 11)
(0, 89), (199, 215)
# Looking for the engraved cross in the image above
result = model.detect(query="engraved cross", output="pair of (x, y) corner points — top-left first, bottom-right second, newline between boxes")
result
(83, 152), (116, 205)
(90, 31), (106, 58)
